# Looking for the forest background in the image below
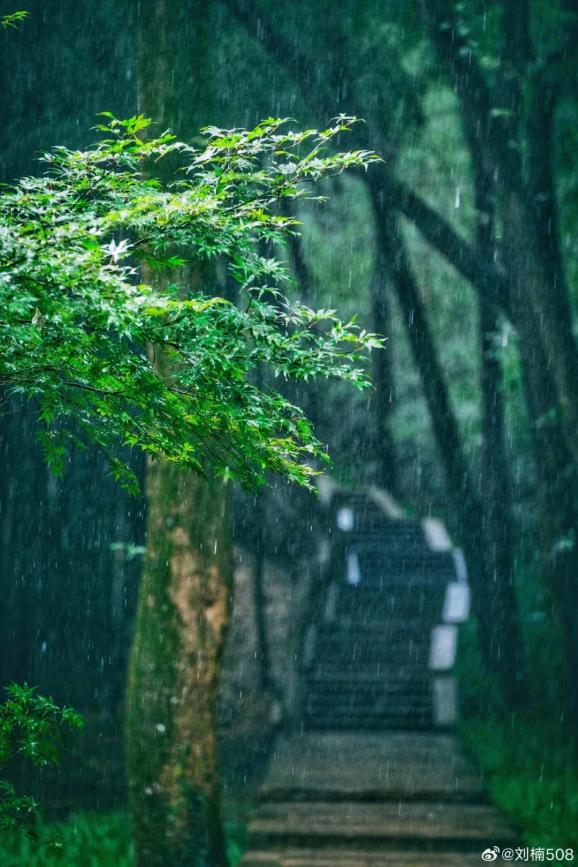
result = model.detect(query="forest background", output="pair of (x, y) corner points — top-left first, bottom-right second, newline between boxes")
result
(1, 0), (578, 864)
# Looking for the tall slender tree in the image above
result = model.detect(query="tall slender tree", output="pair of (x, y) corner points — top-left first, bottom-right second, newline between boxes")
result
(421, 0), (578, 716)
(472, 143), (528, 708)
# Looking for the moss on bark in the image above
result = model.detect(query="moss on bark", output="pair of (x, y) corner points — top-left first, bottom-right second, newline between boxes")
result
(126, 464), (232, 867)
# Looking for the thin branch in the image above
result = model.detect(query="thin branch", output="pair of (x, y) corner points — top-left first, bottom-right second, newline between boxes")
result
(384, 170), (512, 318)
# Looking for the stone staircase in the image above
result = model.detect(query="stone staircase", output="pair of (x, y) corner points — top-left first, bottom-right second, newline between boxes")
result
(240, 490), (510, 867)
(301, 495), (459, 732)
(241, 732), (515, 866)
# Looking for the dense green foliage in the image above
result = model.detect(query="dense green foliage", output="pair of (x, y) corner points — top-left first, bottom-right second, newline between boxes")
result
(458, 574), (578, 857)
(0, 810), (246, 866)
(0, 812), (132, 866)
(1, 114), (379, 491)
(0, 684), (83, 832)
(463, 718), (578, 857)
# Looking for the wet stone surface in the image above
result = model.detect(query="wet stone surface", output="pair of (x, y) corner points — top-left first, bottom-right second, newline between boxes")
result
(242, 731), (515, 867)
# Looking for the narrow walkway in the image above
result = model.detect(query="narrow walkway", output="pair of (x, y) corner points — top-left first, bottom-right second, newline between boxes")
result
(242, 731), (515, 866)
(242, 490), (514, 865)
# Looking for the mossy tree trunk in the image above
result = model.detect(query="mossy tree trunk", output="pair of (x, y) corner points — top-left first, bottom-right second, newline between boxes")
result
(126, 466), (232, 867)
(126, 4), (233, 864)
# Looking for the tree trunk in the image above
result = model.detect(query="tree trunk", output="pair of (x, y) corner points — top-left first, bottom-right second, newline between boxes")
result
(501, 187), (578, 466)
(283, 216), (320, 431)
(422, 0), (578, 469)
(369, 189), (493, 668)
(253, 489), (273, 694)
(478, 301), (527, 707)
(422, 0), (578, 715)
(517, 336), (578, 720)
(126, 4), (233, 864)
(504, 228), (578, 721)
(470, 130), (528, 708)
(126, 466), (232, 867)
(369, 239), (397, 493)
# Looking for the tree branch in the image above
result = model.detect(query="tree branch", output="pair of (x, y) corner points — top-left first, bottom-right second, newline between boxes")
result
(383, 170), (511, 318)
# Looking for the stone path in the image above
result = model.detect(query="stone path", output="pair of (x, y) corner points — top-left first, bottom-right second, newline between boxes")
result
(242, 731), (514, 867)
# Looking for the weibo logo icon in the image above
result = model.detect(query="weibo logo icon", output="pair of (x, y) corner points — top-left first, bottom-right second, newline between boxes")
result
(481, 847), (500, 862)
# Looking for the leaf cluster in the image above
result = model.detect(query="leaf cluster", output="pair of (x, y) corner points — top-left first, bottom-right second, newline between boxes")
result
(0, 684), (84, 833)
(0, 115), (381, 490)
(0, 11), (28, 29)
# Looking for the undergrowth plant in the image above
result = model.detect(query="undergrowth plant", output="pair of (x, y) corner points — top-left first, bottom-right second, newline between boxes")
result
(0, 684), (83, 832)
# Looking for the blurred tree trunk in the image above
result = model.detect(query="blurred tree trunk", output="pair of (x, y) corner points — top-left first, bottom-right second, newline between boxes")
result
(477, 301), (528, 708)
(422, 0), (578, 716)
(422, 0), (578, 467)
(284, 200), (397, 491)
(369, 242), (397, 493)
(471, 133), (528, 708)
(518, 337), (578, 720)
(370, 182), (528, 705)
(251, 350), (272, 696)
(125, 4), (232, 865)
(504, 218), (578, 718)
(498, 83), (578, 719)
(283, 213), (320, 432)
(369, 191), (489, 658)
(253, 491), (273, 693)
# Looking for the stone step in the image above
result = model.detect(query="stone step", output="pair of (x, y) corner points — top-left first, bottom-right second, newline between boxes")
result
(328, 624), (436, 639)
(305, 683), (432, 700)
(259, 733), (485, 802)
(335, 596), (441, 612)
(242, 849), (490, 866)
(304, 705), (433, 723)
(333, 606), (441, 624)
(303, 713), (433, 730)
(319, 619), (431, 636)
(313, 656), (430, 670)
(317, 617), (428, 647)
(350, 573), (448, 586)
(338, 518), (430, 535)
(303, 709), (434, 730)
(342, 557), (450, 574)
(317, 630), (430, 648)
(304, 717), (434, 733)
(306, 688), (431, 705)
(334, 591), (443, 604)
(308, 668), (431, 685)
(305, 696), (432, 710)
(248, 801), (514, 850)
(334, 581), (447, 597)
(309, 656), (429, 679)
(335, 583), (445, 598)
(330, 618), (433, 634)
(315, 636), (430, 664)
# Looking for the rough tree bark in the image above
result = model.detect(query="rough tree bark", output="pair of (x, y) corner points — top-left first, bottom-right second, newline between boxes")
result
(126, 469), (232, 867)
